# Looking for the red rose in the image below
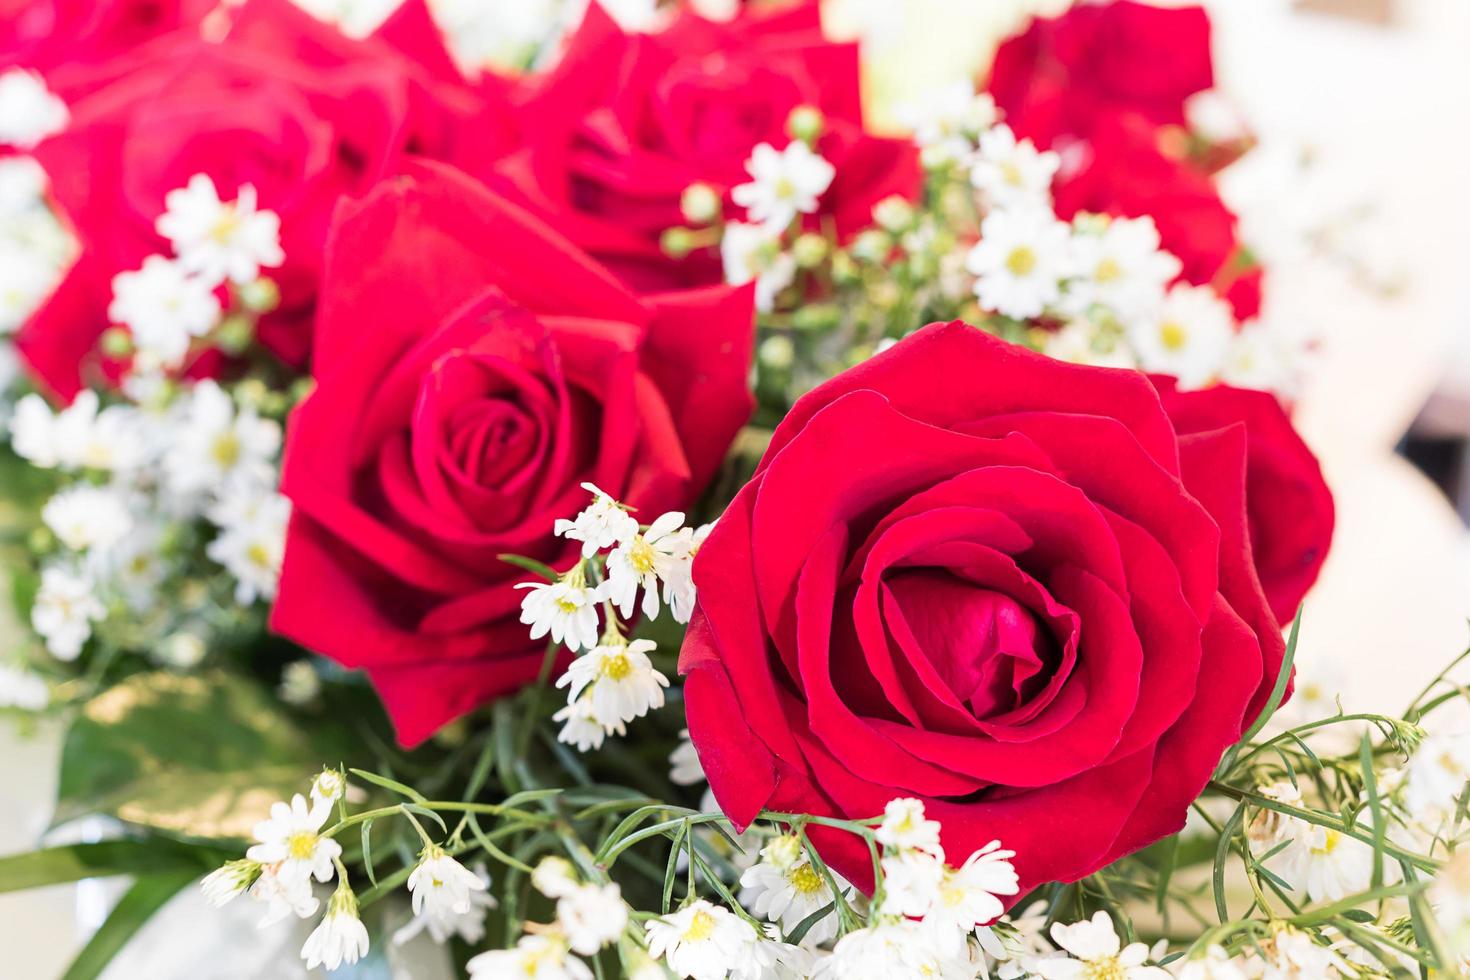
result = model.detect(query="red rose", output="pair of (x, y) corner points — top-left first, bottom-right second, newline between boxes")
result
(490, 1), (919, 291)
(1052, 111), (1260, 321)
(1153, 377), (1333, 626)
(987, 0), (1214, 149)
(680, 322), (1306, 896)
(16, 0), (510, 400)
(1, 0), (207, 74)
(271, 161), (755, 747)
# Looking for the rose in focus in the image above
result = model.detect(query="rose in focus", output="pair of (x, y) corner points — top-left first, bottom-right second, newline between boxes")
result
(680, 322), (1331, 895)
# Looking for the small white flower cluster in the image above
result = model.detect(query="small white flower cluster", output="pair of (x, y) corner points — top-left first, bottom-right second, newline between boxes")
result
(0, 68), (68, 150)
(520, 483), (709, 752)
(0, 156), (73, 352)
(1174, 928), (1349, 979)
(1246, 780), (1379, 906)
(739, 833), (850, 947)
(900, 86), (1304, 396)
(12, 378), (288, 662)
(706, 108), (836, 312)
(467, 857), (628, 979)
(109, 173), (283, 372)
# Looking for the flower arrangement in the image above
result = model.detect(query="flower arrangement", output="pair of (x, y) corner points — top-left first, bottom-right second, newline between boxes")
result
(0, 1), (1458, 978)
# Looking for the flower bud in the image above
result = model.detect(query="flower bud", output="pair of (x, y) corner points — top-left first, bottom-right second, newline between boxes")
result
(660, 227), (696, 259)
(850, 229), (892, 264)
(791, 233), (828, 269)
(237, 277), (280, 314)
(758, 335), (795, 372)
(786, 104), (824, 144)
(215, 314), (256, 355)
(99, 326), (134, 359)
(872, 195), (915, 233)
(679, 183), (722, 225)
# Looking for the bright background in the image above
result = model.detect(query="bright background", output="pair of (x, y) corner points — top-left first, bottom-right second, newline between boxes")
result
(4, 0), (1470, 975)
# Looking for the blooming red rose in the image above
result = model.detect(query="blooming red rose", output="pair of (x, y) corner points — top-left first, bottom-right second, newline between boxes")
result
(1051, 111), (1261, 321)
(489, 1), (919, 291)
(1, 0), (208, 74)
(986, 0), (1214, 150)
(1152, 377), (1333, 626)
(271, 160), (755, 747)
(680, 321), (1308, 897)
(15, 0), (512, 400)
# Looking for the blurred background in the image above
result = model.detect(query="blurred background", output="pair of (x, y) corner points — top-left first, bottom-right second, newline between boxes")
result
(3, 0), (1469, 975)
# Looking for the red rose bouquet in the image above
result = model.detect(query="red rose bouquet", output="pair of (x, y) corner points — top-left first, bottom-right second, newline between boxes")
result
(0, 3), (1457, 980)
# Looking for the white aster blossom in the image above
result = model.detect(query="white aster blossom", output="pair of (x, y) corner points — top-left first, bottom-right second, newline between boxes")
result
(165, 380), (281, 501)
(205, 488), (290, 604)
(722, 221), (796, 313)
(531, 856), (580, 900)
(0, 69), (68, 149)
(970, 124), (1060, 209)
(517, 567), (605, 653)
(1431, 850), (1470, 963)
(156, 175), (284, 286)
(394, 862), (496, 947)
(878, 847), (946, 919)
(1176, 945), (1250, 980)
(606, 511), (690, 620)
(10, 390), (143, 472)
(408, 846), (489, 926)
(1279, 822), (1373, 903)
(245, 793), (342, 887)
(556, 881), (628, 956)
(103, 519), (169, 612)
(31, 564), (105, 660)
(968, 208), (1074, 319)
(107, 256), (221, 367)
(301, 881), (369, 972)
(1405, 732), (1470, 824)
(41, 485), (133, 555)
(1218, 320), (1300, 395)
(923, 841), (1021, 945)
(876, 797), (944, 856)
(1128, 283), (1235, 389)
(815, 919), (974, 980)
(0, 242), (65, 334)
(201, 859), (262, 908)
(731, 141), (835, 232)
(658, 522), (710, 625)
(249, 859), (320, 926)
(1064, 215), (1182, 321)
(554, 483), (638, 558)
(740, 837), (844, 947)
(0, 663), (49, 711)
(466, 932), (593, 980)
(904, 83), (997, 166)
(645, 899), (760, 980)
(557, 637), (669, 728)
(309, 769), (347, 807)
(553, 696), (622, 752)
(1032, 911), (1170, 979)
(1255, 926), (1347, 979)
(1043, 318), (1138, 370)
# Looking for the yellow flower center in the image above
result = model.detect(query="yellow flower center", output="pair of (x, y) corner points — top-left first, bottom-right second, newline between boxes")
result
(1006, 246), (1037, 277)
(628, 536), (657, 575)
(287, 831), (318, 861)
(211, 432), (241, 468)
(774, 177), (797, 200)
(1159, 321), (1188, 351)
(555, 596), (581, 614)
(1094, 257), (1123, 283)
(683, 909), (717, 943)
(1083, 958), (1126, 980)
(247, 543), (271, 569)
(209, 209), (240, 245)
(788, 863), (825, 895)
(600, 651), (632, 681)
(1313, 830), (1342, 856)
(1001, 161), (1025, 186)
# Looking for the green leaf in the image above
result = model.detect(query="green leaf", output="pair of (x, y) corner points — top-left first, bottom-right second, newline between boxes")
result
(348, 768), (427, 804)
(56, 671), (333, 838)
(361, 818), (378, 887)
(60, 871), (198, 980)
(1237, 610), (1303, 747)
(0, 840), (225, 893)
(497, 553), (560, 582)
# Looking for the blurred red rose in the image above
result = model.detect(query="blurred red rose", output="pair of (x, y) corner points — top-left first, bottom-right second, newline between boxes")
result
(488, 0), (919, 291)
(272, 161), (754, 746)
(1153, 377), (1334, 625)
(680, 322), (1315, 897)
(0, 0), (208, 74)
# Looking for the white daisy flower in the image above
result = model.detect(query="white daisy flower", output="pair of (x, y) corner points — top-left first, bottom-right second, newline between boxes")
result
(553, 696), (623, 752)
(102, 519), (169, 613)
(606, 512), (688, 620)
(0, 68), (68, 149)
(1257, 926), (1348, 979)
(531, 856), (580, 900)
(815, 919), (974, 979)
(309, 769), (347, 808)
(1176, 945), (1250, 980)
(1407, 732), (1470, 824)
(876, 797), (944, 856)
(739, 839), (844, 946)
(408, 845), (489, 924)
(645, 900), (760, 980)
(731, 141), (835, 231)
(393, 863), (497, 947)
(657, 522), (711, 625)
(556, 881), (629, 956)
(41, 485), (133, 555)
(721, 221), (796, 313)
(1219, 321), (1298, 394)
(301, 882), (369, 972)
(205, 488), (290, 605)
(1128, 283), (1235, 389)
(903, 83), (997, 165)
(924, 841), (1021, 945)
(0, 663), (49, 711)
(201, 859), (262, 908)
(516, 567), (605, 653)
(164, 380), (281, 502)
(0, 242), (65, 334)
(249, 860), (320, 927)
(556, 637), (669, 728)
(1043, 318), (1138, 370)
(245, 793), (342, 887)
(31, 564), (105, 661)
(967, 208), (1074, 319)
(156, 174), (284, 287)
(554, 483), (638, 558)
(466, 933), (593, 980)
(10, 390), (144, 472)
(970, 124), (1060, 208)
(1032, 912), (1171, 979)
(878, 848), (946, 919)
(1279, 823), (1373, 903)
(1063, 215), (1181, 321)
(106, 256), (221, 367)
